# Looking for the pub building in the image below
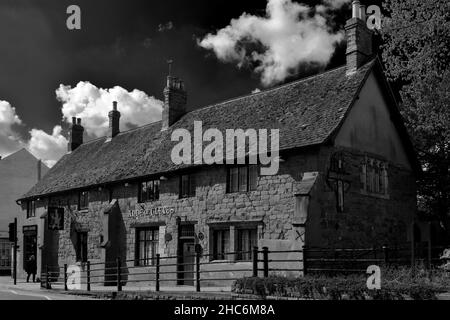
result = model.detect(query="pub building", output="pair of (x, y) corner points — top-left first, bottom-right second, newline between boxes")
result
(16, 4), (419, 286)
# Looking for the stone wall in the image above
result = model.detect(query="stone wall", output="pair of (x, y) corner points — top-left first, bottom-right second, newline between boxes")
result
(16, 145), (417, 284)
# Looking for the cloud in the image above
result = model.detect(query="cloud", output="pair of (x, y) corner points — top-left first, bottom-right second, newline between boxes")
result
(56, 81), (163, 138)
(323, 0), (351, 10)
(28, 126), (68, 167)
(0, 100), (23, 155)
(198, 0), (345, 86)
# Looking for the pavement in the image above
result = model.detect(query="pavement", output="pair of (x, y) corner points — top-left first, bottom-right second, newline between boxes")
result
(0, 276), (94, 300)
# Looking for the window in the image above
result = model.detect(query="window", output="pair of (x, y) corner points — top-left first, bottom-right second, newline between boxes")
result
(180, 174), (196, 198)
(26, 200), (36, 218)
(136, 228), (159, 266)
(227, 165), (258, 193)
(237, 228), (257, 261)
(138, 179), (160, 203)
(212, 229), (230, 260)
(76, 232), (88, 262)
(360, 157), (388, 196)
(78, 191), (89, 210)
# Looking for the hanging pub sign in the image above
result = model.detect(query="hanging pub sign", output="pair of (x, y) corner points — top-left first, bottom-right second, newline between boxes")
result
(47, 207), (64, 230)
(128, 203), (175, 220)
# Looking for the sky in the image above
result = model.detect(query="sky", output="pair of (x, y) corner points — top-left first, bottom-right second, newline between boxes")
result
(0, 0), (381, 166)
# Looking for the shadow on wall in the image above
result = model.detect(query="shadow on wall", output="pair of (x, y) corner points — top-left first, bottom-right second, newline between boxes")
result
(105, 200), (129, 286)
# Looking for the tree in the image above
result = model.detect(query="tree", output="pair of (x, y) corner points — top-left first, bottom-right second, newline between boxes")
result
(381, 0), (450, 238)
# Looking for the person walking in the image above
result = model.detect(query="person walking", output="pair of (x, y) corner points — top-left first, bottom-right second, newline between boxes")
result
(25, 255), (37, 283)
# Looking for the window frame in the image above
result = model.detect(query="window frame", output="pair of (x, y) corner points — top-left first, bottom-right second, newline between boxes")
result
(179, 174), (196, 199)
(138, 179), (160, 203)
(227, 164), (258, 193)
(212, 228), (230, 261)
(78, 191), (89, 210)
(361, 155), (389, 198)
(236, 227), (258, 261)
(26, 200), (36, 218)
(135, 227), (159, 266)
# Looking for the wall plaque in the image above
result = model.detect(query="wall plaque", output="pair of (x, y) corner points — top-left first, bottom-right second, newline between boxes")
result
(128, 203), (175, 219)
(48, 207), (64, 230)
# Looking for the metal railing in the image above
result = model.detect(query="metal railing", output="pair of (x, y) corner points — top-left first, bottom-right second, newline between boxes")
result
(40, 244), (447, 292)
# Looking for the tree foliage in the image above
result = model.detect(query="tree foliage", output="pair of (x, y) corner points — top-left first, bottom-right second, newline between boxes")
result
(381, 0), (450, 232)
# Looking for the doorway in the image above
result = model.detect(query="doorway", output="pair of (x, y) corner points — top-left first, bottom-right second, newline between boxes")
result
(23, 225), (37, 271)
(177, 223), (195, 285)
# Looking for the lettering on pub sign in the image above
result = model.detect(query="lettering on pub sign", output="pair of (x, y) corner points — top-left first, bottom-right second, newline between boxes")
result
(128, 203), (175, 220)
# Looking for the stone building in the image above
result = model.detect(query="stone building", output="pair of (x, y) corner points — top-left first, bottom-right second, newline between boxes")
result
(0, 149), (48, 275)
(17, 4), (419, 284)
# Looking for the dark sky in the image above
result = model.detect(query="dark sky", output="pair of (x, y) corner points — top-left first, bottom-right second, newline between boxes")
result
(0, 0), (381, 140)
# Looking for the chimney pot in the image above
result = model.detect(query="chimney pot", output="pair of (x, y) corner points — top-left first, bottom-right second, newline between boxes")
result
(72, 117), (76, 124)
(359, 4), (366, 22)
(77, 118), (81, 125)
(113, 101), (118, 111)
(352, 0), (361, 19)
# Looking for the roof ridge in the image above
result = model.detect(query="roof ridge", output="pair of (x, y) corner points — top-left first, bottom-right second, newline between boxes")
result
(189, 64), (347, 115)
(77, 120), (162, 147)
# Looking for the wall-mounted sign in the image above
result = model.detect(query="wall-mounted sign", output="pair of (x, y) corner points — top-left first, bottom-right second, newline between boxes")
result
(23, 225), (37, 235)
(48, 207), (64, 230)
(128, 204), (175, 220)
(164, 233), (172, 242)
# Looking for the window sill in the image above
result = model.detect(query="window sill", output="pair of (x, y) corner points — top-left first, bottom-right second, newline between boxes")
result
(226, 190), (256, 195)
(360, 190), (390, 200)
(137, 199), (160, 204)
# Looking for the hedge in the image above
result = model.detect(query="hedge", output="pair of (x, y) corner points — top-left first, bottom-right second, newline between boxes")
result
(232, 268), (450, 300)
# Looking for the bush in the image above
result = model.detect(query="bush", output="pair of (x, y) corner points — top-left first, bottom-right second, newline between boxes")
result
(232, 267), (450, 300)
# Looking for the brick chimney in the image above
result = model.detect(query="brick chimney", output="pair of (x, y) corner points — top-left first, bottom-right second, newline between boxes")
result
(68, 117), (84, 152)
(108, 101), (121, 138)
(162, 76), (187, 130)
(345, 0), (373, 75)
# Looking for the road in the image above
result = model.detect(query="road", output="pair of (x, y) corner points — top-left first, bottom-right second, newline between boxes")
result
(0, 276), (94, 300)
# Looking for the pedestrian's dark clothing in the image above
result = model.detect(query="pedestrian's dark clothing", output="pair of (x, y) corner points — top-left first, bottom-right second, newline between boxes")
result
(25, 256), (37, 283)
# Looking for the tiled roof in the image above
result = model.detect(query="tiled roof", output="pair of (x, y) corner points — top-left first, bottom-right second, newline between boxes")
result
(20, 60), (375, 199)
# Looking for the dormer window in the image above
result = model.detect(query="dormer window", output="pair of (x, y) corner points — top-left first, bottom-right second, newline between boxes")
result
(227, 165), (258, 193)
(180, 174), (195, 198)
(138, 179), (160, 203)
(78, 191), (89, 210)
(26, 200), (36, 218)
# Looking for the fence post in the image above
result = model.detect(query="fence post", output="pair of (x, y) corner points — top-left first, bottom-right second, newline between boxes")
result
(45, 264), (49, 289)
(302, 247), (307, 276)
(64, 264), (68, 291)
(87, 261), (91, 292)
(262, 247), (269, 278)
(195, 251), (200, 292)
(116, 257), (122, 292)
(411, 222), (415, 277)
(252, 246), (258, 277)
(155, 254), (160, 292)
(428, 222), (432, 271)
(383, 246), (389, 265)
